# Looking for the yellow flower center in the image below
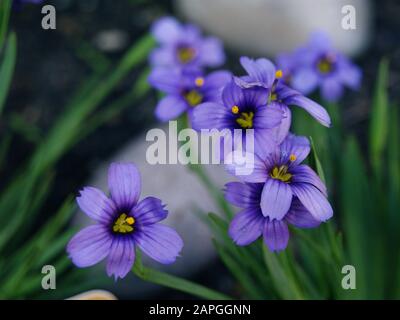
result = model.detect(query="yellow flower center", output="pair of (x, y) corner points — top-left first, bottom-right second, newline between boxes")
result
(289, 154), (297, 162)
(236, 111), (254, 129)
(113, 213), (135, 234)
(275, 69), (283, 79)
(317, 58), (334, 74)
(195, 77), (205, 87)
(184, 90), (203, 107)
(270, 165), (292, 183)
(270, 93), (278, 101)
(177, 47), (196, 63)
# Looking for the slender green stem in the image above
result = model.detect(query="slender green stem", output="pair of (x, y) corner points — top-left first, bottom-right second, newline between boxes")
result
(134, 267), (232, 300)
(132, 251), (232, 300)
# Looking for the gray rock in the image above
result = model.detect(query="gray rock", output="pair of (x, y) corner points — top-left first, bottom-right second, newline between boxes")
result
(93, 29), (129, 52)
(175, 0), (372, 57)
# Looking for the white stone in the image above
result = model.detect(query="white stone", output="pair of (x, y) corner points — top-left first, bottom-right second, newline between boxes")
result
(175, 0), (372, 57)
(93, 29), (129, 52)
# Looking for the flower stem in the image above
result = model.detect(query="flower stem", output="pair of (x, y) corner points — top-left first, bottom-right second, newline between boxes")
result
(132, 251), (232, 300)
(188, 163), (234, 219)
(176, 114), (234, 219)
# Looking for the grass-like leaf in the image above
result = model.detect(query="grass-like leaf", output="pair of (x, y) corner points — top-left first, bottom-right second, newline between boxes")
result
(0, 32), (16, 114)
(369, 58), (389, 175)
(133, 250), (231, 300)
(262, 245), (304, 299)
(0, 0), (11, 50)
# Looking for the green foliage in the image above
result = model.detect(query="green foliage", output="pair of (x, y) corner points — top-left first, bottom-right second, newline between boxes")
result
(369, 58), (389, 175)
(0, 20), (154, 297)
(133, 249), (231, 300)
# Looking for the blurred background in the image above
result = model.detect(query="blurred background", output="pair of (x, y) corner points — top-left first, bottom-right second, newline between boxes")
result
(1, 0), (400, 299)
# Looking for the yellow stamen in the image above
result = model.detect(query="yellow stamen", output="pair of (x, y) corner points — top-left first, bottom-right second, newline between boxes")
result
(236, 112), (254, 129)
(231, 105), (239, 114)
(270, 165), (292, 183)
(177, 47), (195, 63)
(270, 93), (278, 101)
(185, 90), (203, 106)
(289, 154), (297, 162)
(275, 69), (283, 79)
(113, 213), (135, 234)
(195, 77), (205, 87)
(317, 57), (334, 74)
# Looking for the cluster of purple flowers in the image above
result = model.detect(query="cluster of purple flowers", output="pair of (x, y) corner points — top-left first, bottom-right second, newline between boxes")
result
(191, 57), (331, 152)
(68, 18), (361, 280)
(225, 134), (332, 251)
(148, 18), (337, 253)
(192, 54), (334, 251)
(148, 16), (229, 122)
(149, 16), (225, 71)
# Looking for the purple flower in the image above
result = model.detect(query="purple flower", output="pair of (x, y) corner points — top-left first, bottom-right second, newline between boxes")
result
(225, 134), (333, 251)
(67, 162), (183, 280)
(225, 182), (321, 251)
(149, 68), (231, 122)
(235, 56), (331, 127)
(289, 32), (362, 102)
(150, 16), (225, 70)
(191, 80), (287, 153)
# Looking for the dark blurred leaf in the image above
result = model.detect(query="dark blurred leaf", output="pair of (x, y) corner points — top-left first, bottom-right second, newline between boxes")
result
(0, 133), (11, 170)
(0, 32), (16, 114)
(0, 0), (11, 50)
(387, 105), (400, 297)
(8, 112), (42, 144)
(369, 58), (389, 175)
(341, 137), (385, 298)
